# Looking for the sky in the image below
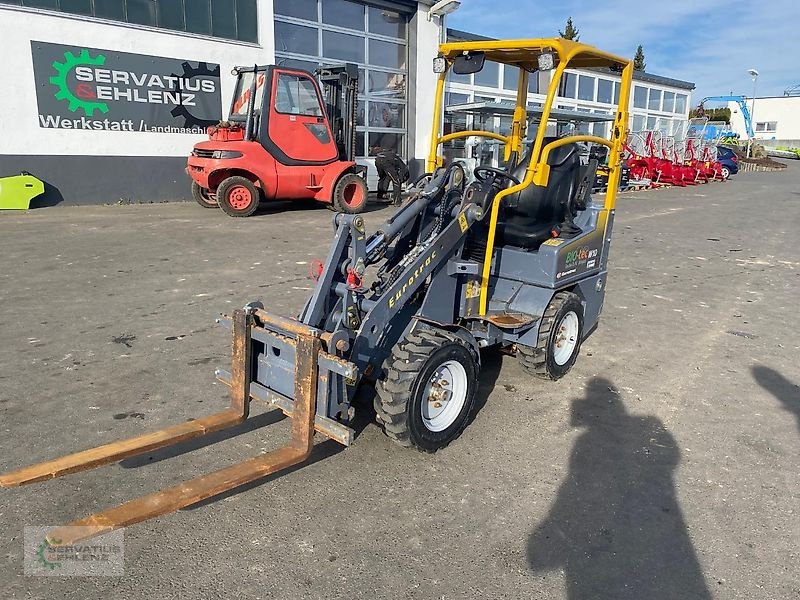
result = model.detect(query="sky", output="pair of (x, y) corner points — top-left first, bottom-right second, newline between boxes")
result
(447, 0), (799, 105)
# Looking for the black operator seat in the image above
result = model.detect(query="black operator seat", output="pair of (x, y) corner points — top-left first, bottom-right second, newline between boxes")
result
(497, 137), (582, 249)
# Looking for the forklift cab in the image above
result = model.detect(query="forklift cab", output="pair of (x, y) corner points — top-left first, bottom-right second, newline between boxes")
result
(228, 66), (340, 164)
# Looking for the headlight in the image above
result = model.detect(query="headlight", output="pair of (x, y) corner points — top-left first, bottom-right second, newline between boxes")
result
(212, 150), (243, 159)
(538, 52), (555, 71)
(433, 56), (447, 74)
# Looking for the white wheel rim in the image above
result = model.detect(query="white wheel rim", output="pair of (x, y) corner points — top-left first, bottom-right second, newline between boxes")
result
(421, 360), (468, 432)
(722, 167), (729, 178)
(553, 311), (579, 366)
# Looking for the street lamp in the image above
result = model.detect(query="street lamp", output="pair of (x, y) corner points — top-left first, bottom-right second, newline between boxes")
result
(746, 68), (759, 157)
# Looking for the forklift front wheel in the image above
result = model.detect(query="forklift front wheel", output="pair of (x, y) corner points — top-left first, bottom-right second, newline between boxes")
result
(517, 291), (584, 380)
(217, 176), (260, 217)
(376, 328), (478, 452)
(191, 181), (218, 209)
(332, 173), (368, 214)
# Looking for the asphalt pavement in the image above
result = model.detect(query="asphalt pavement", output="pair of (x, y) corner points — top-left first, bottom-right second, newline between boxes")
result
(0, 165), (798, 599)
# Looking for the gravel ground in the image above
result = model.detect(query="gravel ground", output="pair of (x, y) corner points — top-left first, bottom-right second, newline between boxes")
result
(0, 165), (798, 599)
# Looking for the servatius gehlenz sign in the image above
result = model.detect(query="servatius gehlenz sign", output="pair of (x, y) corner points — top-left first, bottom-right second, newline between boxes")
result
(31, 41), (222, 134)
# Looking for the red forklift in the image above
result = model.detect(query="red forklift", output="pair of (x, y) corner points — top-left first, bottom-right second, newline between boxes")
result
(187, 63), (368, 217)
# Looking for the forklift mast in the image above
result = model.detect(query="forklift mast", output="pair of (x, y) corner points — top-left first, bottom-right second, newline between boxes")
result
(316, 63), (359, 162)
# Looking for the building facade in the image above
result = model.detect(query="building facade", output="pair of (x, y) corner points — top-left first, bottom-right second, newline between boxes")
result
(727, 96), (800, 147)
(0, 1), (692, 206)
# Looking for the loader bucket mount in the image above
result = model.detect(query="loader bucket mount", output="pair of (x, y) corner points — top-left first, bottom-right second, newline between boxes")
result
(0, 306), (356, 546)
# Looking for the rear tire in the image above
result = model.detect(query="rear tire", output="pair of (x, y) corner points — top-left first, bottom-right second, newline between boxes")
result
(217, 176), (259, 217)
(191, 181), (217, 208)
(721, 166), (730, 180)
(332, 173), (368, 214)
(517, 291), (584, 380)
(375, 328), (479, 452)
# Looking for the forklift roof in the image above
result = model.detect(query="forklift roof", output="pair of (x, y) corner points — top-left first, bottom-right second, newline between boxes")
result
(438, 38), (630, 71)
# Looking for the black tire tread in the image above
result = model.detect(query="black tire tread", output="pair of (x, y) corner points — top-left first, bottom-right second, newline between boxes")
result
(191, 181), (217, 209)
(517, 291), (581, 380)
(217, 176), (259, 218)
(332, 173), (369, 214)
(375, 326), (470, 452)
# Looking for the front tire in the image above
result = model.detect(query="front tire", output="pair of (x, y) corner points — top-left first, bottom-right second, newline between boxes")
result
(375, 328), (479, 452)
(217, 176), (259, 217)
(191, 181), (217, 208)
(332, 173), (368, 214)
(517, 291), (584, 380)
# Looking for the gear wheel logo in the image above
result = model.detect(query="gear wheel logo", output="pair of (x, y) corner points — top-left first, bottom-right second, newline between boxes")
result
(35, 537), (62, 570)
(50, 49), (109, 117)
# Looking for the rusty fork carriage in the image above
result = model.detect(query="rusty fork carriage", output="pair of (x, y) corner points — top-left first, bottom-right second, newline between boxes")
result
(0, 307), (356, 545)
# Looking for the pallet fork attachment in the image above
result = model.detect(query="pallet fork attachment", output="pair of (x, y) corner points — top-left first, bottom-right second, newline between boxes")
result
(0, 309), (327, 546)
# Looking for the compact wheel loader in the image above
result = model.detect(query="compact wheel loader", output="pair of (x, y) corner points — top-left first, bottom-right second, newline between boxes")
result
(1, 39), (633, 545)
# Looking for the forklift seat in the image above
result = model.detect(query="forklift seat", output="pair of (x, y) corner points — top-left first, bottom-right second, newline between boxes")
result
(497, 139), (582, 249)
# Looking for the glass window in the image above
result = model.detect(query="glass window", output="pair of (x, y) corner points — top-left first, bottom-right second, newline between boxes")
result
(236, 0), (258, 43)
(156, 0), (184, 29)
(21, 0), (58, 7)
(646, 116), (656, 129)
(662, 91), (675, 113)
(503, 65), (519, 91)
(447, 70), (471, 85)
(368, 71), (405, 99)
(369, 132), (403, 155)
(368, 7), (405, 38)
(276, 21), (318, 55)
(127, 0), (156, 26)
(578, 75), (595, 101)
(614, 82), (620, 104)
(675, 94), (687, 114)
(355, 132), (365, 157)
(185, 0), (211, 34)
(94, 0), (125, 19)
(60, 0), (92, 15)
(369, 39), (405, 70)
(597, 79), (613, 104)
(322, 0), (364, 30)
(274, 73), (323, 116)
(632, 114), (645, 131)
(231, 70), (266, 118)
(648, 89), (662, 111)
(445, 92), (469, 106)
(274, 0), (317, 21)
(368, 101), (404, 129)
(561, 73), (577, 99)
(276, 57), (319, 72)
(211, 0), (236, 39)
(633, 85), (647, 109)
(323, 30), (364, 63)
(528, 72), (539, 94)
(356, 101), (365, 126)
(474, 61), (499, 88)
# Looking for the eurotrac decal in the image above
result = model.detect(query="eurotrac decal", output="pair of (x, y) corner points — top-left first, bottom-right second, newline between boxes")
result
(31, 41), (222, 134)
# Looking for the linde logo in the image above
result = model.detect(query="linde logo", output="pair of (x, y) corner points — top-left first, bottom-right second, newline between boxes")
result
(32, 41), (222, 134)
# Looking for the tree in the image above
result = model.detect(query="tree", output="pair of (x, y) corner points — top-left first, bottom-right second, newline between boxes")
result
(559, 17), (580, 41)
(633, 45), (646, 71)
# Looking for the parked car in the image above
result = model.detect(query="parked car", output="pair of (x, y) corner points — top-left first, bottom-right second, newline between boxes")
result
(716, 146), (739, 180)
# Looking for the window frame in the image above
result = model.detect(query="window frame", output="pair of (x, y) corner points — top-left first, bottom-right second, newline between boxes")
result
(273, 72), (324, 117)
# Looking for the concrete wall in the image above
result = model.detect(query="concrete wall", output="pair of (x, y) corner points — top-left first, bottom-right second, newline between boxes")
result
(728, 96), (800, 144)
(0, 3), (274, 204)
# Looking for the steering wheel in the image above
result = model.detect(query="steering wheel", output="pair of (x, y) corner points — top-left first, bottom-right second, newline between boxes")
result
(473, 166), (521, 186)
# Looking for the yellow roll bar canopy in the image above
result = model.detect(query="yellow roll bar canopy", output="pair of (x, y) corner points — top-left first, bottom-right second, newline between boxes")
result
(426, 38), (633, 315)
